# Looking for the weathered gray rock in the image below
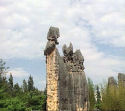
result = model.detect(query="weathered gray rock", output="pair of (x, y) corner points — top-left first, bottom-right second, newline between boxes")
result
(67, 43), (73, 56)
(118, 73), (125, 86)
(58, 49), (88, 111)
(45, 27), (88, 111)
(62, 43), (73, 62)
(62, 43), (73, 55)
(62, 44), (67, 56)
(62, 43), (85, 70)
(108, 76), (117, 87)
(44, 41), (55, 55)
(47, 26), (60, 44)
(118, 73), (125, 81)
(44, 26), (60, 55)
(73, 50), (84, 70)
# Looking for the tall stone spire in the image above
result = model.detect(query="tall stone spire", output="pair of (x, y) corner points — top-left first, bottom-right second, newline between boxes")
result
(44, 27), (89, 111)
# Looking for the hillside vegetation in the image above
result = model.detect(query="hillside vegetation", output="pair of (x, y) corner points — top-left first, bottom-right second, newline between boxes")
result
(0, 59), (46, 111)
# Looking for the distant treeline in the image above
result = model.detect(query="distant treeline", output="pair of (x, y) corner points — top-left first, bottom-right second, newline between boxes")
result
(0, 59), (46, 111)
(88, 76), (125, 111)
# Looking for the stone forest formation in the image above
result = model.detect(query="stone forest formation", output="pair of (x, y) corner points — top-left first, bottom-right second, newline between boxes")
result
(44, 27), (89, 111)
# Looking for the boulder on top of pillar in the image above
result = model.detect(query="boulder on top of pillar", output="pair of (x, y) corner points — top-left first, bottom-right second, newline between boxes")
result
(44, 26), (60, 55)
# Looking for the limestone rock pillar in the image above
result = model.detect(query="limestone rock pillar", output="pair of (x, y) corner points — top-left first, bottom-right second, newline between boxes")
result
(46, 48), (59, 111)
(44, 27), (89, 111)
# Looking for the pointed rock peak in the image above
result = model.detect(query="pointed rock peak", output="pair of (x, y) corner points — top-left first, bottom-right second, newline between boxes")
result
(62, 44), (67, 56)
(118, 73), (125, 82)
(62, 44), (67, 50)
(75, 50), (84, 60)
(69, 42), (73, 49)
(108, 76), (117, 86)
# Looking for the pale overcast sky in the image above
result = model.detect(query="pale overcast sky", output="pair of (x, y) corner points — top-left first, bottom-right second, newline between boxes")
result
(0, 0), (125, 90)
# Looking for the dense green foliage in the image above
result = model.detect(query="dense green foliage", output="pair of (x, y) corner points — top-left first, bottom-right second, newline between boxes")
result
(88, 78), (125, 111)
(88, 78), (96, 111)
(0, 59), (46, 111)
(101, 81), (125, 111)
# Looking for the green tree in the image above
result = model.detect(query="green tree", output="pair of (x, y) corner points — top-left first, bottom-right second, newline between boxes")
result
(8, 74), (13, 92)
(13, 83), (21, 95)
(22, 79), (28, 93)
(0, 59), (10, 110)
(95, 85), (101, 110)
(0, 59), (9, 88)
(101, 82), (120, 110)
(88, 78), (96, 111)
(6, 97), (25, 111)
(0, 59), (9, 97)
(118, 80), (125, 110)
(0, 59), (9, 78)
(42, 88), (47, 111)
(28, 75), (34, 92)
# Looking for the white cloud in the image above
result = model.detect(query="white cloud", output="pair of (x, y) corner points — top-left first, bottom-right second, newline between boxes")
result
(8, 68), (30, 77)
(0, 0), (125, 59)
(0, 0), (125, 87)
